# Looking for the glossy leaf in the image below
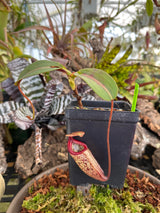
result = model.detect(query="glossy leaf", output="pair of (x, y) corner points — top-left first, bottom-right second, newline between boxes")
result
(146, 0), (153, 16)
(17, 60), (67, 81)
(74, 68), (118, 100)
(12, 46), (23, 57)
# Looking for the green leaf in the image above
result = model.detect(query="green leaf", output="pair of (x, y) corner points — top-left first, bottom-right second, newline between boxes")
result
(74, 68), (118, 101)
(146, 0), (153, 16)
(77, 27), (88, 42)
(120, 89), (134, 104)
(131, 83), (139, 112)
(17, 60), (67, 81)
(81, 20), (92, 31)
(13, 46), (23, 57)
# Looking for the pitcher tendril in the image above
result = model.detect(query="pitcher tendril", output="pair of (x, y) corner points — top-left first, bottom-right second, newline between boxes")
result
(17, 80), (35, 120)
(106, 99), (114, 180)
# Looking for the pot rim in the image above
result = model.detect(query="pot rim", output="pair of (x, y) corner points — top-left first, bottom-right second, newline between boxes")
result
(65, 100), (139, 123)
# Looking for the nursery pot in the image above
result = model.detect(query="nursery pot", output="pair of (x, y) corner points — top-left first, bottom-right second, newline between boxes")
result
(65, 100), (139, 188)
(7, 163), (160, 213)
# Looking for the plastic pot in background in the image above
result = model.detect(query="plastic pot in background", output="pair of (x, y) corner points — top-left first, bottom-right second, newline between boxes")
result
(65, 100), (139, 188)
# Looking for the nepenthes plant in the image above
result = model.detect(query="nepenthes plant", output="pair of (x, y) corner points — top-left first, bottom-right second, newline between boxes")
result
(13, 58), (118, 181)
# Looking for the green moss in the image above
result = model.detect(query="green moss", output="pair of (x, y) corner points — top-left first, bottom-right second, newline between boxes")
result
(22, 184), (158, 213)
(28, 185), (34, 194)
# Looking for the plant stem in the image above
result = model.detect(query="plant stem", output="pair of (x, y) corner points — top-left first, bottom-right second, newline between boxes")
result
(73, 87), (83, 109)
(17, 80), (35, 120)
(106, 100), (113, 180)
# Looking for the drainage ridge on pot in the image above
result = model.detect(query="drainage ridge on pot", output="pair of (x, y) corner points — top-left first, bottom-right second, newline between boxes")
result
(65, 100), (139, 188)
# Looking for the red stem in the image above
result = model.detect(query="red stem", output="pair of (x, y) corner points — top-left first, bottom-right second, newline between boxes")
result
(106, 99), (114, 180)
(127, 81), (158, 91)
(17, 80), (35, 120)
(73, 87), (83, 109)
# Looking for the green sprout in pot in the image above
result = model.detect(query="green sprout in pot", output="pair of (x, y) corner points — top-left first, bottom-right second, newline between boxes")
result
(131, 83), (139, 112)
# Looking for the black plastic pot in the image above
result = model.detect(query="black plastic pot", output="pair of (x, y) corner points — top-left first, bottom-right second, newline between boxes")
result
(65, 100), (139, 188)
